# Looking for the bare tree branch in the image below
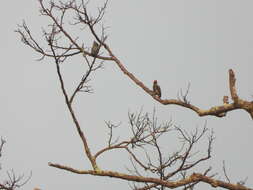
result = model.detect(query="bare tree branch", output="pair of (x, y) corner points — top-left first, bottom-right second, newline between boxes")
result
(0, 138), (31, 190)
(16, 1), (253, 190)
(48, 162), (252, 190)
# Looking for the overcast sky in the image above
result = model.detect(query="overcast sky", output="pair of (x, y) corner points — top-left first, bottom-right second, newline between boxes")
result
(0, 0), (252, 189)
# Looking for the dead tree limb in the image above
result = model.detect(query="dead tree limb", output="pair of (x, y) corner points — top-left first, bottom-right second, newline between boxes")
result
(48, 162), (252, 190)
(16, 1), (252, 190)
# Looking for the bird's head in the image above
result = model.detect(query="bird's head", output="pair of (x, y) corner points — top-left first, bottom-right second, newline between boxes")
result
(154, 80), (157, 84)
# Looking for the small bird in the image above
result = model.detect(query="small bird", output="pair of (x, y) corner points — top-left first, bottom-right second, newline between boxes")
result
(223, 96), (229, 104)
(91, 41), (100, 56)
(153, 80), (161, 98)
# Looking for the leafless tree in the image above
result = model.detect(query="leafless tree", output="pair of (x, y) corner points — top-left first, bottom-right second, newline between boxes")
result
(0, 138), (31, 190)
(16, 0), (252, 190)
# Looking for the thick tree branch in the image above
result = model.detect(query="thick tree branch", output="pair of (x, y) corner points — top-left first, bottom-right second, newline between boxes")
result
(102, 46), (253, 119)
(48, 162), (252, 190)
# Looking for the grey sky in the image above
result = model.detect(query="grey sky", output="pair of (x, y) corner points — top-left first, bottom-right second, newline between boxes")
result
(0, 0), (252, 189)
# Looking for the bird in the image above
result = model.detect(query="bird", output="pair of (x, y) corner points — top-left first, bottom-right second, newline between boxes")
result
(223, 96), (229, 104)
(153, 80), (161, 98)
(91, 41), (100, 56)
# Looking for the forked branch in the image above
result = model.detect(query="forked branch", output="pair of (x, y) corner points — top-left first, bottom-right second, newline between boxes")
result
(105, 48), (253, 118)
(48, 162), (252, 190)
(16, 0), (253, 119)
(16, 1), (252, 190)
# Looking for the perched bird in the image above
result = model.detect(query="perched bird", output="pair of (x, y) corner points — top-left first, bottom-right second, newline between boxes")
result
(223, 96), (229, 104)
(91, 41), (100, 56)
(153, 80), (161, 98)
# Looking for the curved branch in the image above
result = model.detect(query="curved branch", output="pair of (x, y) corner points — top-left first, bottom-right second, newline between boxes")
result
(103, 45), (253, 119)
